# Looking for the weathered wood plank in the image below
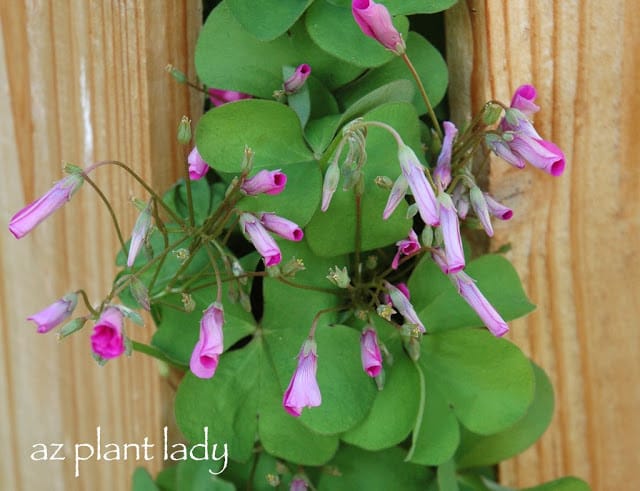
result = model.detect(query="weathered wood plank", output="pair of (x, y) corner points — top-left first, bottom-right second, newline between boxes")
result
(0, 1), (201, 489)
(446, 1), (640, 489)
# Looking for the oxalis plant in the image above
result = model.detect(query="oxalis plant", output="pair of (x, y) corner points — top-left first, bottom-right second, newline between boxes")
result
(10, 1), (591, 491)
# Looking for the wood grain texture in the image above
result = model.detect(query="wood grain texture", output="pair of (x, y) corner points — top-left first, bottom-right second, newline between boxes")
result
(446, 1), (640, 489)
(0, 1), (202, 489)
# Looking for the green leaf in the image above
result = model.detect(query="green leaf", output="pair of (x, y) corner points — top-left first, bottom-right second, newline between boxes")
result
(421, 329), (535, 435)
(340, 79), (415, 122)
(236, 161), (322, 227)
(175, 459), (236, 491)
(226, 0), (313, 41)
(337, 32), (449, 115)
(523, 477), (592, 491)
(305, 0), (408, 67)
(409, 254), (536, 331)
(305, 115), (343, 155)
(317, 444), (434, 490)
(196, 100), (313, 173)
(305, 102), (422, 256)
(131, 468), (159, 491)
(456, 363), (555, 468)
(385, 0), (458, 14)
(406, 363), (460, 465)
(287, 83), (311, 128)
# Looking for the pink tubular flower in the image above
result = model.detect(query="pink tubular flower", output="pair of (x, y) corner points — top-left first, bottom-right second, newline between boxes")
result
(391, 229), (421, 270)
(190, 302), (224, 379)
(484, 193), (513, 220)
(27, 293), (78, 334)
(352, 0), (405, 54)
(469, 186), (493, 237)
(239, 213), (282, 266)
(451, 272), (509, 337)
(437, 192), (465, 274)
(509, 133), (566, 176)
(384, 281), (425, 333)
(433, 121), (458, 190)
(241, 169), (287, 196)
(382, 174), (408, 220)
(360, 327), (383, 377)
(9, 173), (84, 239)
(187, 147), (209, 180)
(127, 202), (152, 267)
(398, 144), (439, 226)
(510, 84), (540, 118)
(284, 64), (311, 94)
(259, 213), (303, 241)
(208, 88), (252, 107)
(90, 307), (126, 359)
(283, 339), (321, 417)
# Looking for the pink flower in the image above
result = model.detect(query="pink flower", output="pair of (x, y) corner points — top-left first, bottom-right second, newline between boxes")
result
(9, 173), (84, 239)
(27, 293), (78, 334)
(290, 477), (309, 491)
(259, 213), (303, 241)
(382, 174), (408, 220)
(384, 281), (425, 333)
(433, 121), (458, 190)
(509, 133), (565, 176)
(208, 88), (252, 107)
(469, 186), (493, 237)
(398, 144), (439, 226)
(484, 193), (513, 220)
(352, 0), (405, 54)
(90, 307), (126, 359)
(239, 213), (282, 266)
(437, 192), (465, 274)
(451, 272), (509, 337)
(360, 327), (383, 377)
(391, 229), (421, 269)
(127, 202), (152, 267)
(190, 302), (224, 379)
(241, 169), (287, 196)
(510, 84), (539, 118)
(187, 147), (209, 180)
(485, 134), (526, 169)
(283, 339), (321, 417)
(284, 64), (311, 94)
(452, 183), (470, 219)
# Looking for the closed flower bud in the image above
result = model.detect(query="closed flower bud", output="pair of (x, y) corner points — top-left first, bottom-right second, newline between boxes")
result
(28, 293), (78, 334)
(239, 213), (282, 267)
(259, 213), (304, 241)
(382, 174), (408, 220)
(437, 192), (465, 274)
(129, 276), (151, 311)
(483, 103), (504, 125)
(9, 173), (84, 239)
(321, 162), (341, 212)
(374, 175), (393, 189)
(484, 193), (513, 220)
(384, 281), (425, 333)
(433, 121), (458, 191)
(241, 169), (287, 196)
(283, 339), (321, 416)
(177, 115), (192, 144)
(421, 226), (434, 248)
(360, 327), (383, 377)
(127, 201), (153, 267)
(510, 84), (540, 118)
(451, 272), (509, 337)
(284, 64), (311, 94)
(190, 302), (225, 379)
(208, 88), (252, 107)
(58, 317), (88, 340)
(187, 147), (209, 180)
(398, 144), (439, 226)
(91, 307), (126, 359)
(469, 186), (493, 237)
(165, 64), (187, 84)
(352, 0), (406, 55)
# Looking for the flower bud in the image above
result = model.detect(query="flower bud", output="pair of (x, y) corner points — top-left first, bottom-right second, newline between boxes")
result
(360, 327), (383, 377)
(187, 147), (209, 180)
(129, 276), (151, 311)
(375, 175), (393, 189)
(482, 103), (504, 125)
(28, 293), (78, 333)
(352, 0), (406, 55)
(469, 186), (493, 237)
(190, 302), (225, 379)
(421, 227), (434, 248)
(165, 64), (187, 84)
(177, 116), (192, 144)
(284, 64), (311, 94)
(321, 162), (341, 212)
(57, 317), (87, 340)
(127, 201), (153, 267)
(241, 169), (287, 196)
(208, 88), (252, 107)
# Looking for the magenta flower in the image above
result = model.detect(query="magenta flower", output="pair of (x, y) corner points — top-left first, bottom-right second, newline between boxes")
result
(510, 84), (540, 118)
(391, 229), (421, 270)
(451, 272), (509, 337)
(360, 327), (383, 377)
(9, 173), (84, 239)
(290, 477), (309, 491)
(352, 0), (405, 54)
(208, 88), (252, 107)
(384, 281), (425, 333)
(398, 144), (439, 226)
(382, 174), (408, 219)
(190, 302), (224, 379)
(90, 307), (126, 359)
(469, 186), (493, 237)
(433, 121), (458, 191)
(484, 193), (513, 220)
(284, 64), (311, 94)
(27, 293), (78, 334)
(259, 213), (303, 241)
(127, 202), (152, 267)
(187, 147), (209, 180)
(437, 192), (465, 274)
(239, 213), (282, 266)
(241, 169), (287, 196)
(283, 339), (321, 417)
(509, 133), (565, 176)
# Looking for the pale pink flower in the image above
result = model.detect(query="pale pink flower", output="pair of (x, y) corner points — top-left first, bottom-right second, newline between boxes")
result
(352, 0), (406, 54)
(187, 147), (209, 180)
(360, 327), (383, 377)
(290, 477), (308, 491)
(208, 88), (252, 107)
(284, 64), (311, 94)
(433, 121), (458, 190)
(384, 281), (425, 333)
(259, 213), (303, 242)
(9, 173), (84, 239)
(382, 174), (408, 219)
(90, 307), (126, 359)
(321, 162), (340, 212)
(451, 272), (509, 337)
(241, 169), (287, 196)
(127, 202), (152, 267)
(398, 144), (439, 226)
(190, 302), (224, 379)
(437, 192), (465, 274)
(27, 293), (78, 334)
(391, 229), (421, 269)
(510, 84), (539, 118)
(484, 193), (513, 220)
(469, 186), (493, 237)
(509, 133), (565, 176)
(283, 339), (321, 417)
(239, 213), (282, 266)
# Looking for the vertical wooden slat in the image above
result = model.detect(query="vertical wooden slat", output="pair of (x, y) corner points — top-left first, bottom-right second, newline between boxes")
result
(0, 1), (201, 489)
(446, 1), (640, 489)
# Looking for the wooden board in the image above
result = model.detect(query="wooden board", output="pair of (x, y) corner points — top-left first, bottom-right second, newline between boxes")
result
(0, 1), (202, 489)
(446, 1), (640, 489)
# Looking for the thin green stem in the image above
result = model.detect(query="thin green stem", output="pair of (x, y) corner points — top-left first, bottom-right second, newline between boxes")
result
(354, 194), (363, 285)
(308, 305), (349, 338)
(76, 289), (98, 317)
(82, 173), (127, 252)
(276, 277), (344, 297)
(401, 53), (442, 140)
(204, 243), (223, 303)
(131, 341), (185, 369)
